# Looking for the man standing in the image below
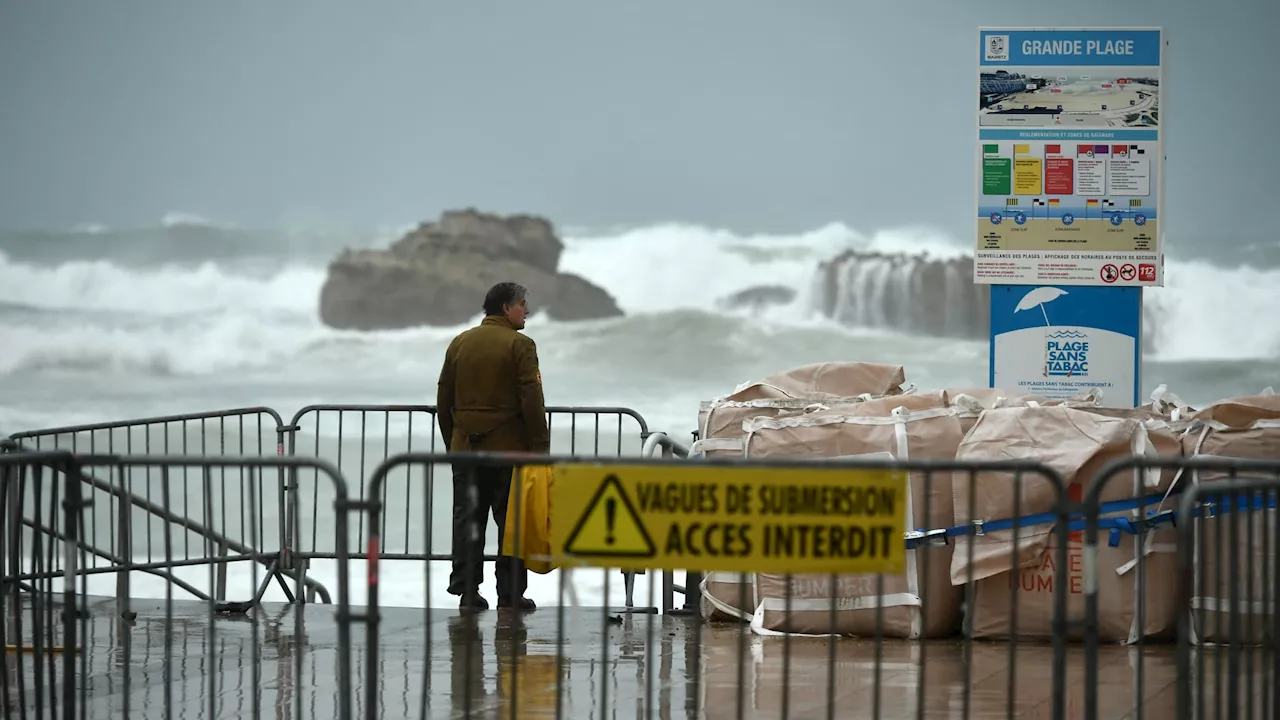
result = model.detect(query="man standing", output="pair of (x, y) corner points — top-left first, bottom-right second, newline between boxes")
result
(437, 282), (549, 611)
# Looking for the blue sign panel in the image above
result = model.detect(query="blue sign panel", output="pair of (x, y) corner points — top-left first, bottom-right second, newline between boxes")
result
(989, 284), (1142, 407)
(980, 29), (1162, 67)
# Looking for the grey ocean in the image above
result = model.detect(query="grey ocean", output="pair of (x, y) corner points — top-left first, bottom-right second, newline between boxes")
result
(2, 216), (1278, 608)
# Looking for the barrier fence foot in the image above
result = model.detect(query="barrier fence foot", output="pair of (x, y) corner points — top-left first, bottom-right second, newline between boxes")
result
(661, 570), (702, 616)
(616, 570), (660, 615)
(213, 553), (290, 615)
(611, 606), (660, 615)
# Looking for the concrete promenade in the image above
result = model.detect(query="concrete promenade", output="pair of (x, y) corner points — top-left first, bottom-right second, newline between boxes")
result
(3, 594), (1271, 719)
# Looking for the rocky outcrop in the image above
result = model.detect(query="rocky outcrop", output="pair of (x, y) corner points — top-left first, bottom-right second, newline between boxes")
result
(715, 285), (797, 314)
(318, 209), (623, 330)
(815, 250), (990, 339)
(814, 250), (1164, 350)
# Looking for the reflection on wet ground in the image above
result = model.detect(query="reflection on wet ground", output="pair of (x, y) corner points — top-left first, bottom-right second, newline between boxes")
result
(4, 596), (1273, 719)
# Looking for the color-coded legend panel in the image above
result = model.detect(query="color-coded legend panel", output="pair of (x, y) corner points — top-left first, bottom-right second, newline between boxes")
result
(1044, 145), (1073, 195)
(1013, 144), (1043, 195)
(1074, 145), (1106, 195)
(982, 145), (1011, 195)
(975, 136), (1161, 278)
(977, 139), (1156, 255)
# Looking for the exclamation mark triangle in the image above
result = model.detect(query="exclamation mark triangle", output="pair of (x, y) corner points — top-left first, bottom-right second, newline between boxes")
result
(563, 474), (656, 558)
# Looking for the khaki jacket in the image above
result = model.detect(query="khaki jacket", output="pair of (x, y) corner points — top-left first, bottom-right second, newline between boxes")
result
(436, 315), (551, 453)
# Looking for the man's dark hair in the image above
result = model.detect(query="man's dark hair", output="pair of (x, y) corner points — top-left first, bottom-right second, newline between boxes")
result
(483, 282), (528, 316)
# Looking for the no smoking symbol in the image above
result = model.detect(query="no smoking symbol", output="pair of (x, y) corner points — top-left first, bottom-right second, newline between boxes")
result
(1119, 264), (1136, 281)
(1100, 264), (1119, 283)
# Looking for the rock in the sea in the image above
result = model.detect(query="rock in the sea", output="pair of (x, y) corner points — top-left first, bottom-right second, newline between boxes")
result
(318, 209), (623, 330)
(814, 250), (991, 339)
(813, 250), (1166, 351)
(715, 285), (797, 314)
(543, 272), (625, 322)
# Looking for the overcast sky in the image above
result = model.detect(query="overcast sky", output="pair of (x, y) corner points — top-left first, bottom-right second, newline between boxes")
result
(1, 0), (1275, 247)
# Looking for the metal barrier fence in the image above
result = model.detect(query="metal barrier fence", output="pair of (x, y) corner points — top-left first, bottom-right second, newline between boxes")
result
(2, 404), (659, 615)
(3, 422), (1277, 718)
(2, 408), (300, 609)
(1085, 455), (1280, 720)
(0, 450), (1274, 712)
(280, 404), (649, 556)
(1, 451), (358, 720)
(360, 451), (1074, 719)
(1174, 473), (1279, 720)
(1, 452), (83, 719)
(276, 404), (661, 620)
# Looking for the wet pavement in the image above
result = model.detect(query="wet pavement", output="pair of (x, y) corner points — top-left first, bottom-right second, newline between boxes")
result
(3, 595), (1274, 719)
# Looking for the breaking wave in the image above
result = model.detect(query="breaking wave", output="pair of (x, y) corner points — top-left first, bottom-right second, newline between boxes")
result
(0, 218), (1277, 381)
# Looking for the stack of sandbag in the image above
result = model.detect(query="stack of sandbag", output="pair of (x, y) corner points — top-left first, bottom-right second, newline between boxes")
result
(1063, 384), (1194, 623)
(1147, 383), (1196, 421)
(942, 387), (1102, 436)
(1077, 383), (1195, 488)
(1175, 388), (1280, 646)
(695, 361), (910, 457)
(951, 404), (1179, 644)
(739, 391), (968, 638)
(942, 387), (1018, 436)
(692, 361), (910, 622)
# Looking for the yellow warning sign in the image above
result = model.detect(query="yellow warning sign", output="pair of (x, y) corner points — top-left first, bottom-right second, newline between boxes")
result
(550, 464), (907, 575)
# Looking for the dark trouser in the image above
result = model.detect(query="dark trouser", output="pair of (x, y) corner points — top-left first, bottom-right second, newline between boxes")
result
(447, 463), (528, 599)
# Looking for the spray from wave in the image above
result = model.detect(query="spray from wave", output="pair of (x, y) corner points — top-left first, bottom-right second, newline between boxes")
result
(0, 255), (323, 315)
(558, 223), (1280, 362)
(0, 218), (1277, 381)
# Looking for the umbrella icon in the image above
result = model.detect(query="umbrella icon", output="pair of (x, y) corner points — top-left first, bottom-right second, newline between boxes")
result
(1015, 287), (1070, 378)
(1015, 286), (1068, 327)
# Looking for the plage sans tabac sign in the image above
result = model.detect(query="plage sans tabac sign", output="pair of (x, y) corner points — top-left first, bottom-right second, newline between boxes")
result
(549, 464), (908, 575)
